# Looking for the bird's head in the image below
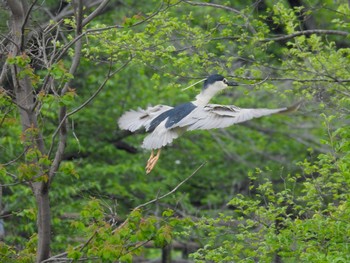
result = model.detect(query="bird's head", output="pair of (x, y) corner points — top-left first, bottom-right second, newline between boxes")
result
(203, 74), (238, 90)
(193, 74), (238, 105)
(203, 74), (238, 92)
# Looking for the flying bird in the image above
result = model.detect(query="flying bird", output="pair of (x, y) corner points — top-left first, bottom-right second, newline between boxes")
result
(118, 74), (301, 173)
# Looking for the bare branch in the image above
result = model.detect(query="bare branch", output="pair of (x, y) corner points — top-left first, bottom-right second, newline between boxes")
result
(20, 0), (38, 50)
(0, 61), (8, 88)
(63, 0), (83, 92)
(262, 29), (349, 42)
(231, 76), (350, 83)
(183, 0), (241, 15)
(134, 162), (207, 211)
(82, 0), (110, 27)
(40, 0), (107, 33)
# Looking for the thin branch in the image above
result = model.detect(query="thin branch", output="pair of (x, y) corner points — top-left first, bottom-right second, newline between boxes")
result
(0, 61), (9, 88)
(183, 0), (256, 33)
(62, 0), (83, 95)
(1, 147), (27, 166)
(183, 0), (241, 15)
(0, 181), (26, 187)
(20, 0), (38, 50)
(262, 29), (349, 42)
(134, 162), (207, 211)
(0, 33), (20, 51)
(53, 0), (167, 63)
(40, 0), (106, 34)
(112, 162), (207, 236)
(47, 57), (132, 161)
(48, 0), (84, 183)
(69, 232), (98, 263)
(82, 0), (110, 27)
(229, 76), (350, 83)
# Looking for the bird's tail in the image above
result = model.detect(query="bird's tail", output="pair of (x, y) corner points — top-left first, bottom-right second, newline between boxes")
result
(279, 100), (303, 114)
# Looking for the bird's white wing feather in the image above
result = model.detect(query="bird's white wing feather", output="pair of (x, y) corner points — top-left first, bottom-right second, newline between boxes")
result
(176, 102), (300, 131)
(118, 105), (173, 132)
(142, 120), (182, 150)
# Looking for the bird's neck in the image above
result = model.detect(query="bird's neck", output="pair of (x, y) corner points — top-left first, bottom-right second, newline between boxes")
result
(193, 89), (217, 106)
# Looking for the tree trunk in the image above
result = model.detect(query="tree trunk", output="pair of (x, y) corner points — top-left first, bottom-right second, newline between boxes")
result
(162, 244), (172, 263)
(34, 187), (51, 262)
(6, 1), (51, 261)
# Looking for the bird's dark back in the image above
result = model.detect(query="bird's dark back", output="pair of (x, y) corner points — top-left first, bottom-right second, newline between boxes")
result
(148, 102), (196, 132)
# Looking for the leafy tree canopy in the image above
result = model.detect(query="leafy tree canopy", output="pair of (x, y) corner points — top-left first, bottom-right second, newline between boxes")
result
(0, 0), (350, 262)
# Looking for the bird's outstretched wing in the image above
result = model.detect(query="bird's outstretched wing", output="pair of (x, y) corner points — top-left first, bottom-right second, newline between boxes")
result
(118, 105), (173, 132)
(176, 101), (301, 131)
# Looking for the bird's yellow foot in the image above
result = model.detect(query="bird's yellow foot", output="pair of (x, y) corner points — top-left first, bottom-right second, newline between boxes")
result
(146, 149), (161, 174)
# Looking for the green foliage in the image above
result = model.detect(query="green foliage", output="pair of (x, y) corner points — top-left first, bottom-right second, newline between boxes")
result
(189, 119), (350, 262)
(1, 0), (350, 262)
(66, 200), (184, 262)
(49, 61), (74, 82)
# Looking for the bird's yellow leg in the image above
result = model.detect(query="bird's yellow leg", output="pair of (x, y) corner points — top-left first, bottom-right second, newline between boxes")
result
(146, 149), (161, 174)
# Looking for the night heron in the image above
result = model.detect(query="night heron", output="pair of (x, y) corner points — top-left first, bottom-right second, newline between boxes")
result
(118, 74), (300, 173)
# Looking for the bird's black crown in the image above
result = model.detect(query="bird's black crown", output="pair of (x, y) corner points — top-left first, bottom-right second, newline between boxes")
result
(203, 74), (225, 89)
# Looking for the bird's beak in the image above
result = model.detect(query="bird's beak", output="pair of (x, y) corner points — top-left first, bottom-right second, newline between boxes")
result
(227, 81), (239, 86)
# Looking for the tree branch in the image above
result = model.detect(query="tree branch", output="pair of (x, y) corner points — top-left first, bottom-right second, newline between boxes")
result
(20, 0), (38, 50)
(183, 0), (241, 15)
(183, 0), (256, 33)
(48, 0), (84, 184)
(47, 57), (132, 169)
(82, 0), (110, 27)
(6, 0), (25, 17)
(133, 161), (207, 211)
(53, 0), (167, 63)
(39, 0), (108, 33)
(262, 29), (349, 42)
(0, 61), (8, 89)
(231, 76), (350, 83)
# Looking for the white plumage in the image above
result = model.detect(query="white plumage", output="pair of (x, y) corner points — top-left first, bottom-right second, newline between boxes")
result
(142, 120), (183, 150)
(118, 102), (299, 150)
(117, 74), (301, 173)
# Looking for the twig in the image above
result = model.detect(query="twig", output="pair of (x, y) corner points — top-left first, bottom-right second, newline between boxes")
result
(244, 74), (270, 86)
(113, 161), (207, 234)
(20, 0), (38, 50)
(47, 57), (132, 159)
(183, 1), (241, 15)
(262, 29), (349, 42)
(43, 162), (206, 262)
(0, 61), (8, 88)
(134, 161), (207, 211)
(183, 0), (256, 33)
(40, 0), (107, 34)
(230, 76), (350, 83)
(53, 0), (168, 63)
(1, 147), (28, 166)
(82, 0), (110, 27)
